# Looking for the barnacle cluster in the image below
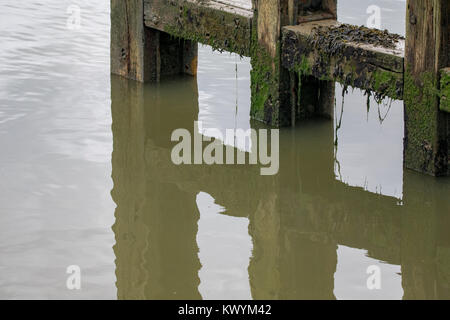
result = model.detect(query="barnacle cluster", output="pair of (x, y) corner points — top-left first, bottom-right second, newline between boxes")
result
(309, 24), (404, 54)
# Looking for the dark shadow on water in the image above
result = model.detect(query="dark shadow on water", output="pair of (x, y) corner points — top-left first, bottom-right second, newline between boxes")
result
(110, 75), (450, 300)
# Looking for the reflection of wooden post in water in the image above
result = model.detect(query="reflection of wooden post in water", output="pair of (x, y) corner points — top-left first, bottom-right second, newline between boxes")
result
(278, 119), (337, 299)
(111, 75), (201, 299)
(401, 172), (450, 299)
(248, 119), (337, 300)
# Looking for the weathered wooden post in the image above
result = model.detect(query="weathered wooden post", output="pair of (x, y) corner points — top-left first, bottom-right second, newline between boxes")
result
(293, 0), (337, 123)
(404, 0), (449, 176)
(250, 0), (297, 126)
(111, 0), (198, 82)
(250, 0), (337, 127)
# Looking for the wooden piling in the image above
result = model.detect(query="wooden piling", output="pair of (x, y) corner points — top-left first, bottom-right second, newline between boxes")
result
(291, 1), (337, 122)
(404, 0), (449, 176)
(109, 0), (450, 176)
(249, 0), (292, 126)
(111, 0), (198, 82)
(250, 0), (337, 127)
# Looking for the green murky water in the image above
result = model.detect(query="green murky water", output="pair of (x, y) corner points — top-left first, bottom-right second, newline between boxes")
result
(0, 0), (449, 299)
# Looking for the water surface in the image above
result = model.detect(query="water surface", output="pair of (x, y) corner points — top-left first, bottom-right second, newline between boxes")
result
(0, 0), (449, 300)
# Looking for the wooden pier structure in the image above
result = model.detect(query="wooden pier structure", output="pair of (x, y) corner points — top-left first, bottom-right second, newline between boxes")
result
(111, 0), (449, 176)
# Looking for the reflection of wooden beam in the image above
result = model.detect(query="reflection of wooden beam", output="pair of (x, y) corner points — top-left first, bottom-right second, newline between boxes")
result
(282, 20), (404, 100)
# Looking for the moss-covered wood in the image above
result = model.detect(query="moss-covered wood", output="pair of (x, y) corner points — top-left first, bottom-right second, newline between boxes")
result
(144, 0), (252, 56)
(291, 2), (337, 123)
(441, 68), (450, 113)
(281, 20), (405, 100)
(113, 0), (449, 176)
(404, 0), (449, 176)
(249, 0), (298, 127)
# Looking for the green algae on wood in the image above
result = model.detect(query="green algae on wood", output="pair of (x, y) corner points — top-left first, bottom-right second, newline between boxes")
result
(404, 0), (449, 176)
(249, 0), (294, 127)
(403, 69), (442, 174)
(144, 0), (252, 56)
(281, 20), (405, 100)
(440, 68), (450, 113)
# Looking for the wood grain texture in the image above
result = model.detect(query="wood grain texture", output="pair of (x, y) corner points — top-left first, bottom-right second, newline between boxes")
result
(111, 0), (198, 82)
(144, 0), (252, 56)
(250, 0), (301, 126)
(111, 0), (159, 82)
(404, 0), (449, 175)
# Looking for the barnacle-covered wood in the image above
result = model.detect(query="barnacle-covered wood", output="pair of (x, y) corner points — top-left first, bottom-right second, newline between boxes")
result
(281, 20), (405, 100)
(144, 0), (253, 56)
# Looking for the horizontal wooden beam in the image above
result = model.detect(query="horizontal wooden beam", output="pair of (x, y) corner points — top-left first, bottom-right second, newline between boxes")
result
(298, 11), (335, 24)
(281, 20), (405, 100)
(441, 68), (450, 113)
(144, 0), (253, 56)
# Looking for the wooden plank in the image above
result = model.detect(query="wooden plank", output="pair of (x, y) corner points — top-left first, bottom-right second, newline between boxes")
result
(213, 0), (252, 11)
(298, 12), (334, 24)
(281, 20), (405, 100)
(144, 0), (253, 56)
(404, 0), (449, 176)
